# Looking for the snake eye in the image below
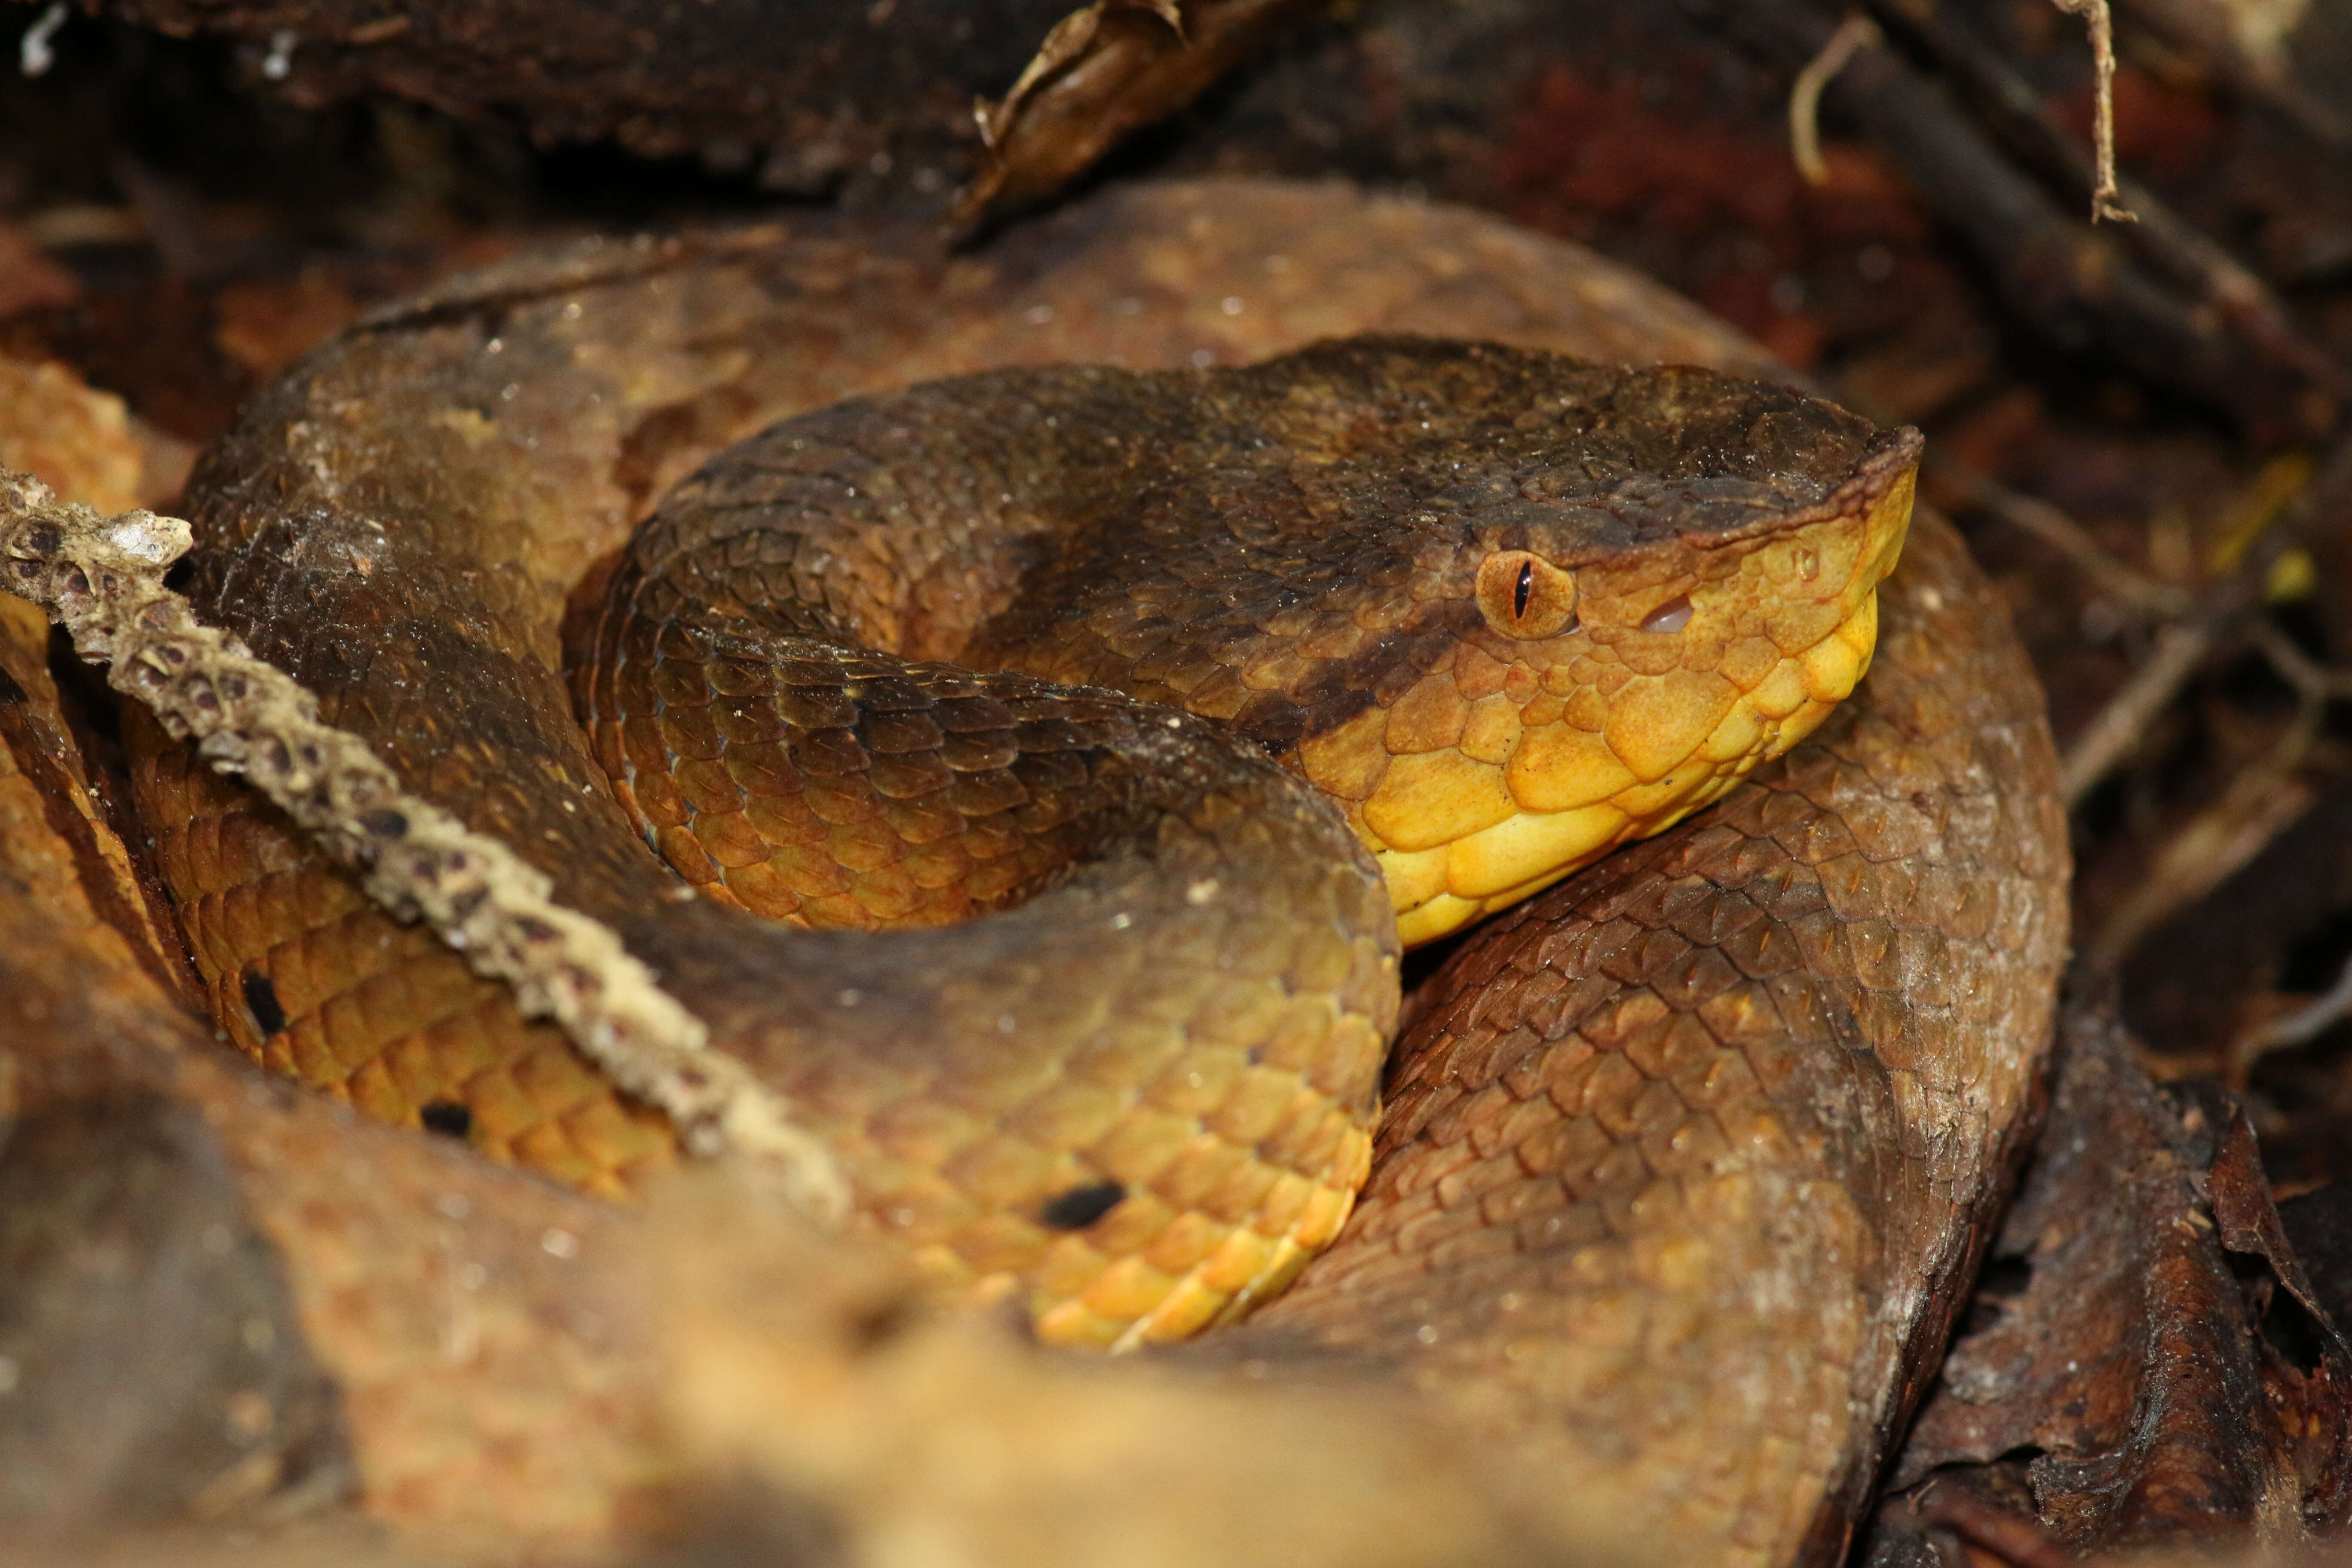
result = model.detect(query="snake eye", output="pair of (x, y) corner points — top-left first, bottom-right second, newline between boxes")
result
(1476, 550), (1577, 640)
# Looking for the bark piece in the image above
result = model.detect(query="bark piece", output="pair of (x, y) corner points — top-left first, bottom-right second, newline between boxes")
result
(0, 355), (178, 517)
(44, 0), (1316, 206)
(1867, 1004), (2352, 1562)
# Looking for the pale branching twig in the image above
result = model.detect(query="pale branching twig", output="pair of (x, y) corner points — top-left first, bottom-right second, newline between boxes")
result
(2061, 620), (2217, 807)
(2252, 618), (2352, 702)
(2055, 434), (2352, 808)
(2083, 692), (2321, 973)
(2250, 951), (2352, 1053)
(2047, 0), (2137, 223)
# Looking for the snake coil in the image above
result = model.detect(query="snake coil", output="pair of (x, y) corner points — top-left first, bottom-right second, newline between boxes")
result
(124, 183), (2067, 1566)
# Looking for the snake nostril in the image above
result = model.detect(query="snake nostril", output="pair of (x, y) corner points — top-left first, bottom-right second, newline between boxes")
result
(1038, 1179), (1127, 1230)
(1640, 595), (1694, 634)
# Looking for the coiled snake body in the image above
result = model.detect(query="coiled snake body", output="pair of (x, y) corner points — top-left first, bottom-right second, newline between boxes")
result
(125, 183), (2067, 1565)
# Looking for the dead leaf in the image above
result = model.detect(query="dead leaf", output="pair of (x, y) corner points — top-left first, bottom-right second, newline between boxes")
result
(212, 271), (361, 380)
(962, 0), (1319, 222)
(979, 0), (1188, 150)
(0, 357), (150, 516)
(1864, 1004), (2352, 1562)
(0, 228), (80, 320)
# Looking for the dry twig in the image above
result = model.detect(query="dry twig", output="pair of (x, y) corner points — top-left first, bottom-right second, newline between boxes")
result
(2083, 692), (2322, 971)
(2046, 0), (2136, 223)
(2055, 432), (2352, 808)
(2061, 620), (2220, 806)
(2248, 950), (2352, 1053)
(1710, 0), (2339, 438)
(1788, 12), (1879, 185)
(2251, 617), (2352, 703)
(1860, 0), (2339, 434)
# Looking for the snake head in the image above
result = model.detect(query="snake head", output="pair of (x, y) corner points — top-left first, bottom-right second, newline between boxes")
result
(1285, 360), (1923, 946)
(628, 333), (1922, 953)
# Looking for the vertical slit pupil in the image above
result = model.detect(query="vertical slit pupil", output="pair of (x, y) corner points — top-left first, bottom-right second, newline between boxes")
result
(1514, 559), (1534, 618)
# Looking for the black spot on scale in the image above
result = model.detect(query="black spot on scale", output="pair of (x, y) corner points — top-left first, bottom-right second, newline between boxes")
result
(420, 1101), (475, 1139)
(240, 966), (287, 1035)
(1038, 1180), (1127, 1231)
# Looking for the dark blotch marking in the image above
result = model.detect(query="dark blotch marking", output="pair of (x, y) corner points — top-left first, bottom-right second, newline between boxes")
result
(1038, 1179), (1127, 1230)
(240, 967), (287, 1035)
(358, 808), (409, 839)
(420, 1101), (475, 1139)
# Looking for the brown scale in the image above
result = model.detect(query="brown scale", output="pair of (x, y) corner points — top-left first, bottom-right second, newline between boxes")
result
(133, 723), (681, 1199)
(112, 188), (2070, 1563)
(136, 332), (1918, 1351)
(584, 337), (1916, 955)
(1222, 514), (2068, 1565)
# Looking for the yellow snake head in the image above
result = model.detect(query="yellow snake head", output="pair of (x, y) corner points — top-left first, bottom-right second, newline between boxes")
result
(923, 338), (1920, 951)
(1267, 355), (1923, 946)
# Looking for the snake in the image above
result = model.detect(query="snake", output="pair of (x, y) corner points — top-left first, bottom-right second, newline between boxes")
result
(116, 181), (2068, 1564)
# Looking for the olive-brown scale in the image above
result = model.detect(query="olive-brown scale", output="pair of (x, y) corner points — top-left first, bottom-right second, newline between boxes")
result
(1219, 512), (2068, 1566)
(144, 334), (1913, 1350)
(109, 190), (2068, 1562)
(591, 337), (1916, 959)
(564, 337), (1914, 1345)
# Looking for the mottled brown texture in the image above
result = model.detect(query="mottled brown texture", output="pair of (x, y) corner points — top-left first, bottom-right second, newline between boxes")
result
(106, 179), (2065, 1558)
(130, 179), (1795, 1341)
(0, 566), (1580, 1568)
(1222, 506), (2069, 1567)
(585, 337), (1916, 946)
(549, 336), (1914, 1346)
(152, 327), (1910, 1349)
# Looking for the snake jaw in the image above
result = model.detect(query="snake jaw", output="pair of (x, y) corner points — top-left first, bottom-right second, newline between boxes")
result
(1364, 444), (1921, 949)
